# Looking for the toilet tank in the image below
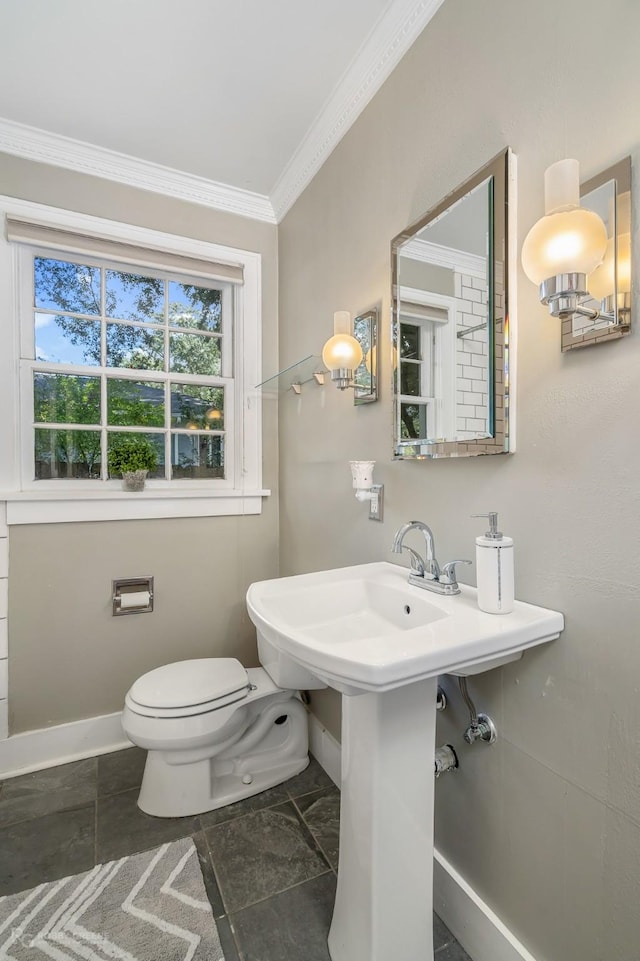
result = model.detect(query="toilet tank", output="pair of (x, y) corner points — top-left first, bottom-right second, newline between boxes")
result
(257, 630), (327, 690)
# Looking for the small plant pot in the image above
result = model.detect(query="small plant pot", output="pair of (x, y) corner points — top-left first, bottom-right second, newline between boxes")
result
(121, 470), (148, 492)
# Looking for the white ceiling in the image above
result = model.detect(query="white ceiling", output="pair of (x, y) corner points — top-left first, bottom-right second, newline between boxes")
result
(0, 0), (445, 221)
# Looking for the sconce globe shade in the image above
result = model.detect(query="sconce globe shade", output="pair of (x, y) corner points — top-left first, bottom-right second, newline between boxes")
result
(365, 344), (398, 373)
(521, 207), (608, 285)
(322, 333), (363, 371)
(588, 233), (631, 301)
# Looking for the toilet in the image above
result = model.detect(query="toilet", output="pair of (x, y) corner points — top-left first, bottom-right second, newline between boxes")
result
(122, 656), (311, 818)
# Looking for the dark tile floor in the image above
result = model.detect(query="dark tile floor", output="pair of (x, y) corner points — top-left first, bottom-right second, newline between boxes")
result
(0, 748), (472, 961)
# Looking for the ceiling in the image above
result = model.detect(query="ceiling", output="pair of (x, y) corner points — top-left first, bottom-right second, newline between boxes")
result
(0, 0), (444, 222)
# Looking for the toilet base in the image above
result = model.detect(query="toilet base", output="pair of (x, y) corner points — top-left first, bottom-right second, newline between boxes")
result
(137, 695), (309, 818)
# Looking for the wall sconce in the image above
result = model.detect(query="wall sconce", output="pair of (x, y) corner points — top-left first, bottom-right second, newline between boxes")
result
(322, 311), (363, 390)
(522, 156), (632, 349)
(349, 460), (384, 522)
(522, 159), (608, 319)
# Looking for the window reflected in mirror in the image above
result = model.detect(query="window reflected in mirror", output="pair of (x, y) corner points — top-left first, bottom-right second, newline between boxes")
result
(353, 308), (378, 405)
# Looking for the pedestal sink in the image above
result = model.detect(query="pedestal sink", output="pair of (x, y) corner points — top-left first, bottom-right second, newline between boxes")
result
(246, 561), (564, 961)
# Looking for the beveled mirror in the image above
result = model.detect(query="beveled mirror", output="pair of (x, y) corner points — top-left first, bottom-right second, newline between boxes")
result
(561, 156), (632, 351)
(353, 308), (378, 405)
(392, 148), (513, 459)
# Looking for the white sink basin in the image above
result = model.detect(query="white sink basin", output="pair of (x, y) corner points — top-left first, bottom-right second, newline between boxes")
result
(247, 561), (564, 694)
(246, 561), (564, 961)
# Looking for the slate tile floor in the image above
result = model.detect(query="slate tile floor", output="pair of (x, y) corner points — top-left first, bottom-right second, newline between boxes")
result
(0, 748), (472, 961)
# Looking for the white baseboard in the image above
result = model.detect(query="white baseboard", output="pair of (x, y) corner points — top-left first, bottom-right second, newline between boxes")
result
(0, 711), (132, 778)
(308, 711), (538, 961)
(433, 849), (538, 961)
(307, 711), (341, 787)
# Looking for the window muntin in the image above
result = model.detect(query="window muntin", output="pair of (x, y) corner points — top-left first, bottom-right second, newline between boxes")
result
(25, 253), (232, 485)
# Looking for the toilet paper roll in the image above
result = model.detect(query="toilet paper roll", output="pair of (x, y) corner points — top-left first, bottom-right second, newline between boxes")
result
(119, 590), (150, 610)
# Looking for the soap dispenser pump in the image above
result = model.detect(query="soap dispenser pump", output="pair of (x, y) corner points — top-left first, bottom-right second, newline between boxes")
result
(472, 512), (514, 615)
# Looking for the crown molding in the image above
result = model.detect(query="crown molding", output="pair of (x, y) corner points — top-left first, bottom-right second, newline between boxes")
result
(403, 237), (487, 279)
(0, 118), (277, 225)
(0, 0), (445, 226)
(270, 0), (446, 221)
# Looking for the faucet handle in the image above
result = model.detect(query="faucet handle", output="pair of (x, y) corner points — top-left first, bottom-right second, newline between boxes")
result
(400, 545), (426, 577)
(439, 559), (471, 586)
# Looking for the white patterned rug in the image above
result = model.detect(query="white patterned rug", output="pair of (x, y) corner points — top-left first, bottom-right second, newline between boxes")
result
(0, 838), (225, 960)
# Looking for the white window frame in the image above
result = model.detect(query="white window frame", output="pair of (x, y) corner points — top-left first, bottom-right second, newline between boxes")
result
(0, 197), (268, 525)
(398, 287), (456, 442)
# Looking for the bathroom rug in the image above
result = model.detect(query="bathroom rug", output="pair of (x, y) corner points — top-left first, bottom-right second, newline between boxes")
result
(0, 837), (225, 960)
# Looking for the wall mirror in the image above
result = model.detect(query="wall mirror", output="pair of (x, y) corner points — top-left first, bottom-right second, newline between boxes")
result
(392, 148), (512, 459)
(353, 308), (378, 405)
(562, 156), (632, 351)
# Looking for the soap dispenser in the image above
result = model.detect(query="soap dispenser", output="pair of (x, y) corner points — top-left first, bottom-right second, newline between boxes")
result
(472, 512), (514, 615)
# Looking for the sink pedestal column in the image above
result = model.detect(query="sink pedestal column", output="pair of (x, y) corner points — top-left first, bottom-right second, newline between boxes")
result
(328, 677), (438, 961)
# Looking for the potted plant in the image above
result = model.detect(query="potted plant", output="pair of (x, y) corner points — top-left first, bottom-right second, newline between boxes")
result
(108, 435), (158, 491)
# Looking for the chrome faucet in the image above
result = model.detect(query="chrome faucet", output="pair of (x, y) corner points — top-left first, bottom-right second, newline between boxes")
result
(392, 521), (440, 579)
(392, 520), (470, 596)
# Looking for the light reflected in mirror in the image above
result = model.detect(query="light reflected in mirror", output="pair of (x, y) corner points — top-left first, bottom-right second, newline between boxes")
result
(562, 156), (632, 351)
(392, 149), (512, 458)
(353, 308), (378, 405)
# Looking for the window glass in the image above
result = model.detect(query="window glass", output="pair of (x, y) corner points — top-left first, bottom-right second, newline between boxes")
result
(400, 324), (420, 359)
(106, 270), (164, 323)
(107, 379), (165, 427)
(171, 433), (224, 480)
(169, 282), (222, 332)
(169, 332), (221, 375)
(34, 373), (101, 424)
(106, 323), (164, 370)
(400, 403), (428, 440)
(400, 363), (420, 396)
(34, 257), (101, 315)
(35, 428), (102, 480)
(35, 315), (101, 365)
(170, 384), (224, 430)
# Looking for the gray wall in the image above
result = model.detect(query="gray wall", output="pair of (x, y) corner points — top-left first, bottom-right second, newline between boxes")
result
(398, 257), (453, 295)
(278, 0), (640, 958)
(1, 153), (279, 733)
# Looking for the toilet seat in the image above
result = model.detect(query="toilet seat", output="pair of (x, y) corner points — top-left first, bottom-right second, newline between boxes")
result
(126, 658), (251, 719)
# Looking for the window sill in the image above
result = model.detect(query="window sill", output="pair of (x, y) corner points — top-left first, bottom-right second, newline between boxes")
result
(0, 488), (271, 525)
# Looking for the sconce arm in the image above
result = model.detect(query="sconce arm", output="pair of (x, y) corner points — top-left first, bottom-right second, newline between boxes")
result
(573, 304), (615, 323)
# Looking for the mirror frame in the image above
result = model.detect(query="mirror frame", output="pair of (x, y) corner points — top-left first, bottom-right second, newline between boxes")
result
(561, 156), (632, 351)
(391, 148), (513, 459)
(353, 307), (378, 405)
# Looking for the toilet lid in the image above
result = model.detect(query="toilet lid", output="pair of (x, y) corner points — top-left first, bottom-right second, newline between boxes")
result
(128, 658), (250, 711)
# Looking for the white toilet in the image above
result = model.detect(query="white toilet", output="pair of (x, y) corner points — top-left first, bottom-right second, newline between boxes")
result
(122, 654), (312, 818)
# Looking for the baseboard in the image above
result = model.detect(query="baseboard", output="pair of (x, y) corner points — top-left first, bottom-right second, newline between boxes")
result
(0, 711), (132, 778)
(433, 849), (538, 961)
(308, 711), (539, 961)
(307, 711), (341, 787)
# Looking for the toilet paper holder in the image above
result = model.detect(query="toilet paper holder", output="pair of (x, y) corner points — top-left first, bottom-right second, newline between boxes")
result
(112, 576), (154, 616)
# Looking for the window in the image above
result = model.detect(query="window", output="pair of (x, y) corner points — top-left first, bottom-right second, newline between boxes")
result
(396, 290), (456, 446)
(28, 254), (232, 484)
(0, 201), (265, 523)
(399, 317), (434, 440)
